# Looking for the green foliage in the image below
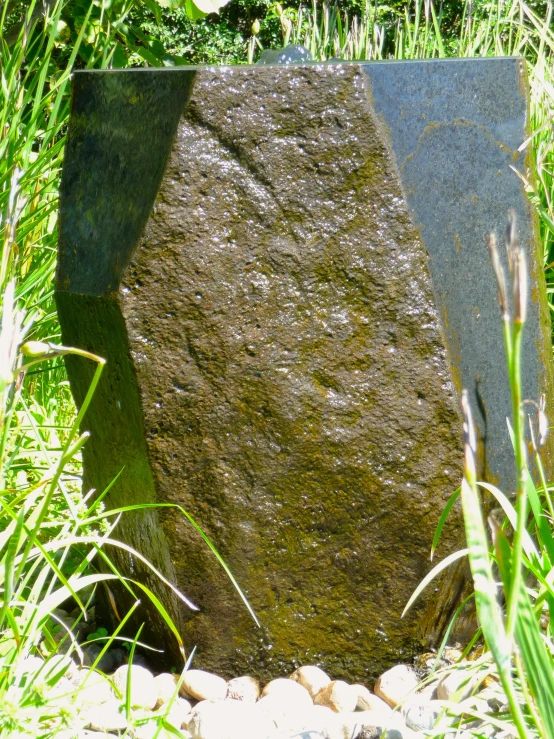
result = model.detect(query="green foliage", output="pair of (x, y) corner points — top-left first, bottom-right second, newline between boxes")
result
(130, 5), (249, 64)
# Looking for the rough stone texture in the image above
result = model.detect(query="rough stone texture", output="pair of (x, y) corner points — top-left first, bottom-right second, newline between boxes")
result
(56, 59), (552, 679)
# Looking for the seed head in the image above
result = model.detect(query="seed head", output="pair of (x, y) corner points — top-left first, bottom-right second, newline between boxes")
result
(486, 232), (508, 318)
(20, 340), (51, 357)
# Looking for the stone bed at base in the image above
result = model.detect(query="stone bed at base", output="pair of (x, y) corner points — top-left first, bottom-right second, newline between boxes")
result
(37, 649), (514, 739)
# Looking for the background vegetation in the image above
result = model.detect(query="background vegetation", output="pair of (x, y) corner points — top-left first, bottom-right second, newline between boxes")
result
(1, 0), (554, 736)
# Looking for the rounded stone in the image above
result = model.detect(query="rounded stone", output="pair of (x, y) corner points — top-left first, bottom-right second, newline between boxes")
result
(73, 669), (114, 706)
(84, 645), (126, 673)
(479, 686), (507, 712)
(85, 699), (128, 732)
(226, 675), (261, 703)
(402, 700), (443, 731)
(134, 720), (188, 739)
(436, 668), (478, 701)
(112, 664), (158, 710)
(301, 705), (338, 735)
(182, 669), (228, 702)
(56, 732), (119, 739)
(261, 677), (313, 707)
(46, 654), (78, 682)
(313, 680), (358, 713)
(256, 693), (316, 733)
(188, 698), (276, 739)
(14, 656), (44, 686)
(163, 697), (193, 729)
(374, 665), (419, 708)
(354, 685), (392, 713)
(155, 672), (179, 707)
(290, 666), (331, 699)
(340, 711), (417, 739)
(325, 711), (384, 739)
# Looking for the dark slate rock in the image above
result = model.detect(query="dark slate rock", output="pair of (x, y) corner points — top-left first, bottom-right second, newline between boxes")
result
(85, 645), (127, 673)
(364, 58), (554, 644)
(366, 57), (554, 493)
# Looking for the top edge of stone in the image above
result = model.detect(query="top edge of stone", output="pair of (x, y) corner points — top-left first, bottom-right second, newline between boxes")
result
(73, 55), (524, 74)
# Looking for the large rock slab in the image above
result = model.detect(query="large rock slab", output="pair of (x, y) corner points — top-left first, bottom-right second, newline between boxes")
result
(56, 59), (552, 679)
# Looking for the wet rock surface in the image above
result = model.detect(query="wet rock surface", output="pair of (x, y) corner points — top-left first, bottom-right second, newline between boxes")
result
(57, 62), (464, 679)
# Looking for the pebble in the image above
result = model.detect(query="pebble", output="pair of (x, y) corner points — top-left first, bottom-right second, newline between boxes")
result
(182, 669), (228, 702)
(84, 644), (126, 673)
(188, 698), (276, 739)
(303, 705), (337, 733)
(73, 669), (114, 706)
(334, 709), (416, 739)
(402, 699), (444, 731)
(56, 732), (119, 739)
(155, 672), (180, 706)
(85, 698), (128, 732)
(479, 685), (507, 712)
(436, 668), (479, 701)
(21, 642), (509, 739)
(353, 684), (391, 713)
(290, 666), (331, 698)
(14, 656), (45, 686)
(313, 680), (358, 713)
(226, 675), (261, 702)
(47, 654), (79, 682)
(163, 696), (193, 728)
(257, 692), (316, 733)
(134, 718), (189, 739)
(262, 677), (313, 707)
(112, 664), (158, 710)
(374, 665), (419, 708)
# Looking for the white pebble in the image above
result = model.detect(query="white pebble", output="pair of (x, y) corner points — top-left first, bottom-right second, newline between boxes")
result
(182, 669), (228, 702)
(374, 665), (419, 708)
(113, 664), (158, 710)
(290, 666), (331, 698)
(314, 680), (358, 713)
